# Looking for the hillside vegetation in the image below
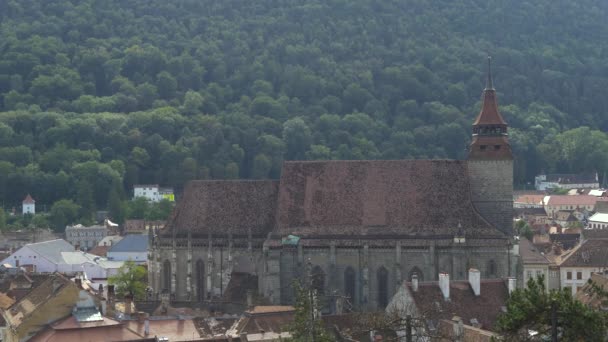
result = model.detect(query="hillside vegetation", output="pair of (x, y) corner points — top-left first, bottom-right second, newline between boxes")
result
(1, 0), (608, 224)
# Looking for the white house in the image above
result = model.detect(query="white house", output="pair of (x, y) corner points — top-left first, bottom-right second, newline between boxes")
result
(543, 195), (605, 217)
(133, 184), (174, 202)
(0, 239), (124, 279)
(107, 234), (148, 262)
(519, 238), (551, 291)
(22, 194), (35, 215)
(535, 173), (599, 191)
(133, 184), (160, 202)
(588, 212), (608, 229)
(558, 238), (608, 296)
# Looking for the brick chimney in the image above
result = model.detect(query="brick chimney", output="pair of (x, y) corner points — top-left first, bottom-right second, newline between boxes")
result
(439, 273), (450, 301)
(412, 274), (419, 292)
(468, 268), (480, 296)
(74, 278), (82, 289)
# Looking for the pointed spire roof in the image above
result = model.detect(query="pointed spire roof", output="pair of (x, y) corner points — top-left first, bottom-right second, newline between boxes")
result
(23, 194), (35, 204)
(473, 56), (507, 126)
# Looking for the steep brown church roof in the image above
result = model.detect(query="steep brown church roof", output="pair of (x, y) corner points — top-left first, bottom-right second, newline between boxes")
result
(162, 180), (279, 237)
(472, 89), (507, 126)
(275, 160), (504, 238)
(473, 57), (507, 126)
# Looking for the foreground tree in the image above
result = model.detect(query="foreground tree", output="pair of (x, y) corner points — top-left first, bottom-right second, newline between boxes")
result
(496, 276), (606, 341)
(288, 281), (334, 342)
(108, 260), (147, 300)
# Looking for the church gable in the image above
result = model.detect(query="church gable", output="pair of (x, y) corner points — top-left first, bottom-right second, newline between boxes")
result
(161, 180), (279, 237)
(276, 160), (504, 238)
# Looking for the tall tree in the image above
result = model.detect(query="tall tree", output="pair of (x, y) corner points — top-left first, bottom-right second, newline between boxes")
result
(108, 260), (148, 300)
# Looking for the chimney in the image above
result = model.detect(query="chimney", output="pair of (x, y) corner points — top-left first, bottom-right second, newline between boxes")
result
(468, 268), (480, 296)
(439, 273), (450, 301)
(412, 274), (419, 292)
(246, 289), (253, 307)
(508, 277), (517, 295)
(141, 318), (149, 335)
(74, 278), (82, 288)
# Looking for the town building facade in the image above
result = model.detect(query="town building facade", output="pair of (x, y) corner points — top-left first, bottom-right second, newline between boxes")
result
(148, 61), (516, 311)
(65, 224), (108, 249)
(534, 173), (599, 191)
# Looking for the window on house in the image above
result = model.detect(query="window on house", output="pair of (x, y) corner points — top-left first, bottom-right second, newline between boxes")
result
(567, 271), (572, 280)
(536, 270), (542, 277)
(577, 272), (582, 280)
(480, 145), (487, 150)
(494, 145), (501, 150)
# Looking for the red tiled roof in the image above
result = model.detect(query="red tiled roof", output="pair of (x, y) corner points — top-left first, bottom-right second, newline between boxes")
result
(276, 160), (504, 238)
(546, 195), (607, 206)
(514, 195), (544, 205)
(162, 180), (279, 237)
(88, 245), (110, 257)
(519, 238), (551, 265)
(125, 318), (201, 341)
(23, 194), (35, 204)
(410, 279), (509, 331)
(30, 315), (141, 342)
(473, 89), (507, 126)
(559, 239), (608, 267)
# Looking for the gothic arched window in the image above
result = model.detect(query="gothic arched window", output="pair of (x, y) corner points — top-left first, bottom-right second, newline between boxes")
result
(409, 267), (423, 282)
(487, 259), (497, 277)
(196, 259), (205, 301)
(377, 266), (389, 308)
(344, 267), (356, 302)
(312, 266), (325, 295)
(162, 260), (171, 292)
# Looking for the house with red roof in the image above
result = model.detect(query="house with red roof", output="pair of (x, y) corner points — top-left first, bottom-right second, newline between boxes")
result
(22, 194), (35, 215)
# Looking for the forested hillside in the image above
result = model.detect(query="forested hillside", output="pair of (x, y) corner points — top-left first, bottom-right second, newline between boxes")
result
(1, 0), (608, 222)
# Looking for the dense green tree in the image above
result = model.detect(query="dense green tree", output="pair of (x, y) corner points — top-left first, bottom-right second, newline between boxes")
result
(49, 199), (80, 232)
(497, 276), (606, 341)
(0, 0), (606, 207)
(108, 260), (148, 300)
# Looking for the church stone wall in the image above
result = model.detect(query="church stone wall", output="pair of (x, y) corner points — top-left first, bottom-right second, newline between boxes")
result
(468, 159), (513, 236)
(151, 242), (510, 310)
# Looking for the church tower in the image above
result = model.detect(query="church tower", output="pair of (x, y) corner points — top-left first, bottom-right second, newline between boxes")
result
(468, 57), (513, 236)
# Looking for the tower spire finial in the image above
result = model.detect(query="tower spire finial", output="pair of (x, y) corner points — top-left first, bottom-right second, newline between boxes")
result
(486, 56), (494, 90)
